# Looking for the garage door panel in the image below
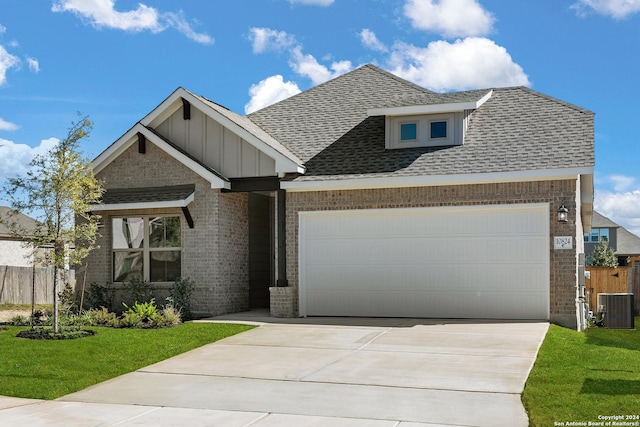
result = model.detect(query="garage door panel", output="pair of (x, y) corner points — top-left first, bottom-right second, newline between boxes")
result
(299, 204), (550, 319)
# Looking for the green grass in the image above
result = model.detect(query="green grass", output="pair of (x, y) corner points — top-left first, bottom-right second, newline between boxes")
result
(522, 317), (640, 426)
(0, 322), (254, 400)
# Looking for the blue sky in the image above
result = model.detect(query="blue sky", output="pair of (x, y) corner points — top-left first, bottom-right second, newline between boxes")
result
(1, 0), (639, 234)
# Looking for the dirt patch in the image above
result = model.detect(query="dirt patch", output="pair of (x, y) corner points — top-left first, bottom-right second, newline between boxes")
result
(0, 310), (31, 323)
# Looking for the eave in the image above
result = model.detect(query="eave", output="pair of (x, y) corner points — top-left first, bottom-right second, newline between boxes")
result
(367, 90), (493, 117)
(281, 167), (594, 192)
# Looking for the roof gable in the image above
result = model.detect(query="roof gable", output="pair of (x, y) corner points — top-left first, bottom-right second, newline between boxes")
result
(142, 87), (304, 175)
(92, 123), (229, 189)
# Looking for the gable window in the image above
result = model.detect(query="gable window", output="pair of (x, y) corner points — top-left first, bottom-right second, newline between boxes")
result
(400, 122), (418, 141)
(584, 228), (609, 243)
(112, 216), (181, 282)
(429, 120), (448, 139)
(387, 113), (458, 149)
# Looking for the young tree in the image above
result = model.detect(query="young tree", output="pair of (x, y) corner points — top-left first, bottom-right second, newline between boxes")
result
(1, 115), (104, 332)
(589, 240), (618, 267)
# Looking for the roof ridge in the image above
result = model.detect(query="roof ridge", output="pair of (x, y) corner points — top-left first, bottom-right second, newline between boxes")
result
(499, 86), (594, 115)
(361, 64), (437, 95)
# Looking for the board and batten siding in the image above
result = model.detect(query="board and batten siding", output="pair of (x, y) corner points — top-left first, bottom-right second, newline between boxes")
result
(155, 107), (276, 178)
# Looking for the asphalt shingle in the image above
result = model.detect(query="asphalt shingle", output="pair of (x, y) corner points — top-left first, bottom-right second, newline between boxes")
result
(248, 64), (594, 182)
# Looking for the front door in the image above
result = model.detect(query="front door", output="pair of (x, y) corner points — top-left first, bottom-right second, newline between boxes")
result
(249, 193), (274, 308)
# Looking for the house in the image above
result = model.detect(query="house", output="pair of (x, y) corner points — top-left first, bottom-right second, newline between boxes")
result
(585, 211), (640, 267)
(0, 206), (41, 267)
(86, 64), (594, 329)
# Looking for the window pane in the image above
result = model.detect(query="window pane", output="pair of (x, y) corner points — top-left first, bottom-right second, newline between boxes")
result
(113, 218), (144, 249)
(150, 251), (181, 282)
(400, 123), (417, 141)
(113, 251), (143, 282)
(430, 121), (447, 139)
(583, 232), (589, 243)
(149, 217), (181, 248)
(591, 229), (599, 242)
(600, 229), (609, 242)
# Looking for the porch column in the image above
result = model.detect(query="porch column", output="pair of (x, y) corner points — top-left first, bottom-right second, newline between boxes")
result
(276, 189), (288, 287)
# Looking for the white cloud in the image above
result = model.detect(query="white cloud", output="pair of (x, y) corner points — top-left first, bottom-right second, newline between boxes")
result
(249, 28), (296, 53)
(0, 137), (59, 182)
(0, 45), (20, 86)
(388, 37), (530, 92)
(163, 12), (214, 45)
(595, 189), (640, 237)
(404, 0), (495, 38)
(289, 46), (353, 85)
(288, 0), (335, 5)
(607, 175), (636, 192)
(26, 57), (40, 73)
(572, 0), (640, 19)
(0, 23), (6, 33)
(359, 29), (388, 52)
(51, 0), (213, 44)
(245, 75), (301, 114)
(0, 118), (19, 131)
(246, 27), (352, 109)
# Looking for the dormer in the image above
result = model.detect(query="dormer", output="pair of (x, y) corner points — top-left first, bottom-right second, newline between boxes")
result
(368, 90), (493, 150)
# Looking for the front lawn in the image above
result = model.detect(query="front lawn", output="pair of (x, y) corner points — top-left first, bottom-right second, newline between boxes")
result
(0, 322), (254, 400)
(522, 317), (640, 426)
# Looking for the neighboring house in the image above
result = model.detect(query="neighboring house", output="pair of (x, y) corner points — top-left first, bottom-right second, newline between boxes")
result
(585, 211), (640, 266)
(86, 64), (594, 329)
(0, 206), (39, 267)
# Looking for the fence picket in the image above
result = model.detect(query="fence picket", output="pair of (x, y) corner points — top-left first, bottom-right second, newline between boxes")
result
(0, 265), (75, 305)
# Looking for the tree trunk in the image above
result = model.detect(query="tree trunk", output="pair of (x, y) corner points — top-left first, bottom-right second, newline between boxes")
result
(53, 267), (59, 333)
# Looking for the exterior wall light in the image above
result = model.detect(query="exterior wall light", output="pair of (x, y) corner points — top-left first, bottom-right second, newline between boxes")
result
(557, 203), (569, 223)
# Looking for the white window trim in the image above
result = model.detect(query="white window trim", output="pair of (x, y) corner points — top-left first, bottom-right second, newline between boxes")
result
(112, 215), (182, 283)
(399, 121), (418, 142)
(387, 113), (457, 149)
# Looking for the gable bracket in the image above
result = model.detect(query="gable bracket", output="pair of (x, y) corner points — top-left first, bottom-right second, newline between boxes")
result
(137, 132), (146, 154)
(182, 98), (191, 120)
(181, 206), (194, 229)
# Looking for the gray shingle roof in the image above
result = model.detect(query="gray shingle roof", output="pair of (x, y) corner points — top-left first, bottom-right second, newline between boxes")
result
(592, 211), (619, 228)
(101, 184), (195, 205)
(248, 64), (594, 182)
(0, 206), (39, 237)
(616, 226), (640, 256)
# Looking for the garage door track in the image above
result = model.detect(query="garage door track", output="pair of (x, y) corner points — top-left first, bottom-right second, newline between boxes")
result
(1, 315), (548, 426)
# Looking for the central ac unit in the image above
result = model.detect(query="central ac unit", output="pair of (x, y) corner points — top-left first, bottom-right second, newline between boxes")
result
(597, 293), (635, 329)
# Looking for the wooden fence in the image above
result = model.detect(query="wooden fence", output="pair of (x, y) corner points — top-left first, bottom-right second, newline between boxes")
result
(585, 267), (628, 313)
(585, 266), (640, 315)
(628, 267), (640, 315)
(0, 265), (75, 305)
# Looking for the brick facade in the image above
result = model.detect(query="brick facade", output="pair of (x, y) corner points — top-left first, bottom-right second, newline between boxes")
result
(84, 141), (249, 316)
(285, 179), (581, 328)
(85, 138), (582, 327)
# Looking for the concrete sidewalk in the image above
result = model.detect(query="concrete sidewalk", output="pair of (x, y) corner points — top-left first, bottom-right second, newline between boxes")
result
(0, 314), (549, 426)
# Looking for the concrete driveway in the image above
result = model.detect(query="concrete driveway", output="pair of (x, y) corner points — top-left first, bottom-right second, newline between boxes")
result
(0, 313), (548, 426)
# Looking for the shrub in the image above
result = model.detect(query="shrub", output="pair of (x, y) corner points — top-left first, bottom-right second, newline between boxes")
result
(31, 309), (47, 326)
(123, 299), (158, 321)
(171, 277), (195, 320)
(119, 311), (143, 328)
(158, 305), (182, 327)
(58, 282), (79, 316)
(10, 315), (29, 326)
(123, 277), (154, 307)
(83, 307), (118, 326)
(87, 282), (115, 310)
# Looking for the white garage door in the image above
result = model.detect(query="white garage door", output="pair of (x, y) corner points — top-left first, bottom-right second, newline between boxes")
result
(299, 204), (549, 319)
